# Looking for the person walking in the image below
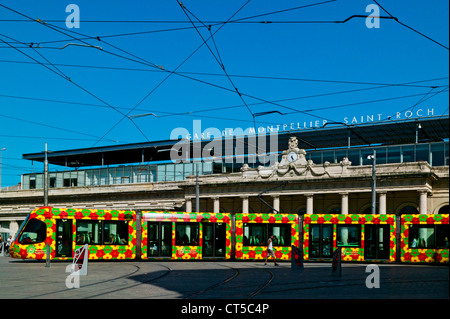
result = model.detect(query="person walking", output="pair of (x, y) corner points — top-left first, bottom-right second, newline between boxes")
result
(264, 234), (278, 266)
(6, 235), (12, 256)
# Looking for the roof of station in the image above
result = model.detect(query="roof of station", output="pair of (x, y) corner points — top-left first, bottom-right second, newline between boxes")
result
(23, 116), (449, 168)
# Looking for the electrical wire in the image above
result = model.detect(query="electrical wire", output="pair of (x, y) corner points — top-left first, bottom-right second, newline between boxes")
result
(177, 0), (257, 130)
(1, 58), (446, 89)
(0, 2), (420, 129)
(373, 0), (449, 50)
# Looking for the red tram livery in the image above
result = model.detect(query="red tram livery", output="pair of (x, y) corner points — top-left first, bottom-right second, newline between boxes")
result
(9, 206), (449, 264)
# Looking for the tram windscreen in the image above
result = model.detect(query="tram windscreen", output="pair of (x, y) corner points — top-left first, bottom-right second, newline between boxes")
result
(14, 215), (30, 242)
(18, 219), (46, 244)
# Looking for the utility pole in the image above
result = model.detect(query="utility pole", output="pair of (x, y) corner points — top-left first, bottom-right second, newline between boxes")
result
(368, 150), (376, 214)
(195, 163), (199, 212)
(0, 147), (5, 191)
(44, 143), (48, 206)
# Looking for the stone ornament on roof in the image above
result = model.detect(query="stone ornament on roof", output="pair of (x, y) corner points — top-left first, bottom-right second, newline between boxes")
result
(241, 136), (352, 179)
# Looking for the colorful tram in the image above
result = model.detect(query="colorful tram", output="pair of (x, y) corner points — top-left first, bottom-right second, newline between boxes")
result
(9, 206), (449, 264)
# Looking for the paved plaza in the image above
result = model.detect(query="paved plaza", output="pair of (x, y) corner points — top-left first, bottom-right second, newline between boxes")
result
(0, 256), (448, 300)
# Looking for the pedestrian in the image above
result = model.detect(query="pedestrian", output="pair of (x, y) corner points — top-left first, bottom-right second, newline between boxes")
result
(6, 235), (12, 256)
(264, 234), (278, 266)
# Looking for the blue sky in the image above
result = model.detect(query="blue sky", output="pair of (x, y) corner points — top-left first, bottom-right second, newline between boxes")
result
(0, 0), (448, 187)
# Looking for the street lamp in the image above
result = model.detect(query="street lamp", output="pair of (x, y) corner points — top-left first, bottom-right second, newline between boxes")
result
(0, 148), (6, 191)
(367, 150), (376, 214)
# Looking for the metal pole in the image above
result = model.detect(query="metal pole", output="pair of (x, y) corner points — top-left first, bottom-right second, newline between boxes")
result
(44, 143), (48, 206)
(195, 163), (199, 212)
(371, 150), (376, 215)
(0, 148), (3, 191)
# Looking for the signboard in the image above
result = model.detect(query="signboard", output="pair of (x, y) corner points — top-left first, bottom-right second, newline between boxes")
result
(72, 244), (89, 276)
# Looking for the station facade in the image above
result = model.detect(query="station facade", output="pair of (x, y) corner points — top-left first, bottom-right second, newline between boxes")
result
(0, 116), (448, 239)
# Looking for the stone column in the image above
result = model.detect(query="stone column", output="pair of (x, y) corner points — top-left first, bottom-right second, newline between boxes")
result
(213, 197), (220, 213)
(185, 197), (192, 213)
(378, 192), (387, 215)
(305, 194), (314, 214)
(241, 196), (249, 214)
(272, 195), (280, 213)
(419, 190), (428, 214)
(340, 192), (349, 215)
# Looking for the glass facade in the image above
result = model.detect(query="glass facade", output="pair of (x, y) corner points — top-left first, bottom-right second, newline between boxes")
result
(21, 141), (448, 190)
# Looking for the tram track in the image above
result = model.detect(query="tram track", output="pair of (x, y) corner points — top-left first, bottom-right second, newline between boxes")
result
(25, 262), (143, 299)
(183, 263), (276, 299)
(184, 263), (240, 299)
(85, 263), (173, 298)
(247, 268), (274, 299)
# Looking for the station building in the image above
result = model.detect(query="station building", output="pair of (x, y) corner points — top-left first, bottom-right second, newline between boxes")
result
(0, 116), (448, 239)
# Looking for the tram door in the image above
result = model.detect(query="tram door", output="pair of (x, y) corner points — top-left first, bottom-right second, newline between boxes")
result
(202, 222), (226, 258)
(56, 219), (73, 258)
(309, 224), (333, 258)
(365, 225), (390, 260)
(147, 222), (172, 257)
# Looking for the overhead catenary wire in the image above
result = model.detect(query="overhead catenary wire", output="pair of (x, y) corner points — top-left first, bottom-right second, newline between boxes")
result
(373, 0), (449, 50)
(0, 112), (121, 143)
(87, 0), (258, 147)
(177, 0), (257, 130)
(1, 59), (446, 89)
(0, 2), (420, 130)
(1, 4), (448, 129)
(0, 0), (355, 149)
(0, 8), (153, 143)
(1, 35), (446, 128)
(0, 85), (447, 128)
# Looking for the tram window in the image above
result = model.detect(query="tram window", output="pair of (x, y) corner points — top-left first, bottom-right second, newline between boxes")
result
(243, 224), (268, 246)
(175, 223), (199, 246)
(76, 221), (102, 245)
(409, 225), (435, 248)
(268, 224), (291, 247)
(18, 219), (46, 244)
(436, 225), (449, 249)
(337, 225), (361, 247)
(409, 225), (449, 249)
(103, 221), (129, 245)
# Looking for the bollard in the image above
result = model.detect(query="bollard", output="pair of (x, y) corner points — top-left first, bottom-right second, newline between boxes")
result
(45, 242), (51, 268)
(291, 245), (304, 272)
(331, 247), (342, 277)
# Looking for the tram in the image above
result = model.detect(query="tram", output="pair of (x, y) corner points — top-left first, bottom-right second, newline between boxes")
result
(141, 211), (233, 260)
(9, 206), (449, 264)
(10, 206), (137, 260)
(303, 213), (449, 263)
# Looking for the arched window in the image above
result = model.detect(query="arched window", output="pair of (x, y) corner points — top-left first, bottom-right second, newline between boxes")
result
(438, 205), (449, 214)
(297, 207), (307, 216)
(399, 205), (419, 215)
(328, 207), (341, 214)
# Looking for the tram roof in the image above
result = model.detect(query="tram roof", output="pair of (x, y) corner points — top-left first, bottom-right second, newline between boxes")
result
(23, 116), (449, 168)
